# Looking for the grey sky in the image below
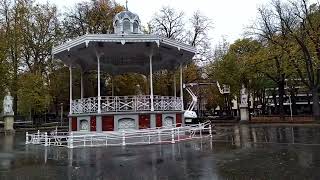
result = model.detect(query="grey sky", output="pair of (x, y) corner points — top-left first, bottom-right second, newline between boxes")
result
(39, 0), (270, 46)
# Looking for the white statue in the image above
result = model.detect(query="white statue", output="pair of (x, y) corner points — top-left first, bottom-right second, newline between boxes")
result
(240, 84), (248, 105)
(3, 89), (14, 115)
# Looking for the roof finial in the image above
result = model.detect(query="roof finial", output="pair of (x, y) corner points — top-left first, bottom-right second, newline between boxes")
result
(125, 0), (128, 11)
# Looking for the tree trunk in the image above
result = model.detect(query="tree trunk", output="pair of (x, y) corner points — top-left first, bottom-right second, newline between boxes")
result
(54, 99), (58, 117)
(312, 88), (320, 121)
(259, 89), (266, 115)
(278, 80), (285, 119)
(13, 56), (18, 116)
(272, 89), (278, 114)
(252, 91), (256, 116)
(307, 92), (312, 114)
(289, 88), (297, 115)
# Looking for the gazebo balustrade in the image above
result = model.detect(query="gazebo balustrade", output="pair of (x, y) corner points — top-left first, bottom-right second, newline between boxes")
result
(71, 95), (183, 114)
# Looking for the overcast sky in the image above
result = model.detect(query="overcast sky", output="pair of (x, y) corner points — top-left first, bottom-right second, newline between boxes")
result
(38, 0), (271, 47)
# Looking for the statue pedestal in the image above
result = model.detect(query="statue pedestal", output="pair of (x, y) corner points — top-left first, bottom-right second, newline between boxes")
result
(240, 104), (249, 123)
(3, 115), (15, 134)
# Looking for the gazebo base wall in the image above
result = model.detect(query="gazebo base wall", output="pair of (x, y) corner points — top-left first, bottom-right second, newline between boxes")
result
(68, 111), (185, 132)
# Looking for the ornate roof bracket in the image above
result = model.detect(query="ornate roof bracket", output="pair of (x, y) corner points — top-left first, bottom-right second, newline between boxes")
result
(155, 40), (160, 47)
(85, 41), (89, 48)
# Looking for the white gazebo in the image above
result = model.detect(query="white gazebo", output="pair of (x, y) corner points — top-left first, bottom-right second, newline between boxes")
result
(52, 7), (196, 132)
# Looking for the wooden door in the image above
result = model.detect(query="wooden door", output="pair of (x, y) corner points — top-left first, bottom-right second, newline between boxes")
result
(90, 116), (96, 131)
(71, 117), (77, 131)
(139, 114), (150, 129)
(102, 116), (114, 131)
(176, 114), (182, 127)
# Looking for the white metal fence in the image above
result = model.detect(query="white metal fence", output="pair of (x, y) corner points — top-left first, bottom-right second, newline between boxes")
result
(71, 95), (183, 114)
(25, 122), (213, 148)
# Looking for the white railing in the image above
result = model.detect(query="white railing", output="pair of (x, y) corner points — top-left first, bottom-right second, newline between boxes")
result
(72, 95), (182, 114)
(25, 122), (213, 148)
(153, 96), (182, 111)
(72, 97), (98, 114)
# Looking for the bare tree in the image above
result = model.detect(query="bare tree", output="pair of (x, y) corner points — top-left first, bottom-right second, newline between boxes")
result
(187, 10), (213, 63)
(149, 6), (185, 40)
(188, 11), (212, 46)
(252, 0), (320, 119)
(273, 0), (320, 119)
(253, 6), (291, 118)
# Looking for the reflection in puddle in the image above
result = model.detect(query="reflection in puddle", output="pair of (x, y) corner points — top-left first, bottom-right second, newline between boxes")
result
(1, 125), (320, 179)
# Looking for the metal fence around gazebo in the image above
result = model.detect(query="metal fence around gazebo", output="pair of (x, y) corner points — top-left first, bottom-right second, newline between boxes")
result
(26, 122), (213, 148)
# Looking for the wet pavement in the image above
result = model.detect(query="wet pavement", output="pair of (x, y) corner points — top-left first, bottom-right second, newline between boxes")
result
(1, 124), (320, 180)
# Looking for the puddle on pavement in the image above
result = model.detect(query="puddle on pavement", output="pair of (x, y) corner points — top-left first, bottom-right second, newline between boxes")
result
(1, 124), (320, 180)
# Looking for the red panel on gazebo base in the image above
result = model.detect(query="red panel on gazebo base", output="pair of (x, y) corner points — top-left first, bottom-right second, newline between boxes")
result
(176, 114), (182, 127)
(71, 117), (77, 131)
(139, 114), (150, 129)
(90, 116), (96, 131)
(102, 116), (114, 131)
(156, 114), (162, 127)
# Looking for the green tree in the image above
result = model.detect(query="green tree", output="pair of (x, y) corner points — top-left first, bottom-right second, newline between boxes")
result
(63, 0), (124, 38)
(20, 2), (61, 74)
(0, 0), (26, 113)
(113, 73), (147, 96)
(0, 29), (9, 112)
(252, 0), (320, 119)
(207, 38), (280, 115)
(47, 65), (70, 116)
(18, 73), (50, 120)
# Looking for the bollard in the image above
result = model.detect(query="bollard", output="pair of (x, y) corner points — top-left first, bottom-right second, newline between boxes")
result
(26, 132), (29, 144)
(209, 124), (212, 137)
(171, 129), (175, 144)
(44, 132), (48, 146)
(69, 132), (74, 148)
(148, 132), (151, 144)
(105, 136), (108, 147)
(122, 132), (126, 146)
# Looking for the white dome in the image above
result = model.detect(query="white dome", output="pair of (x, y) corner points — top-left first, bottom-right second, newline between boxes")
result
(113, 10), (142, 34)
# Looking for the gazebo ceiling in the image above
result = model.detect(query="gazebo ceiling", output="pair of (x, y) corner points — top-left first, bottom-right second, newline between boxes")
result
(53, 34), (196, 75)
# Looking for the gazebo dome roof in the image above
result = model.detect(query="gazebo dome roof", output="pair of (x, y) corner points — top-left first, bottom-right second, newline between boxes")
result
(113, 5), (142, 34)
(114, 11), (140, 22)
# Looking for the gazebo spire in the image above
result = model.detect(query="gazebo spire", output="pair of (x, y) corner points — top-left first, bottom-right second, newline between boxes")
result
(125, 0), (128, 11)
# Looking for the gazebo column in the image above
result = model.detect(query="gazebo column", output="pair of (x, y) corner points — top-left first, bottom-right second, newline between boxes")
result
(111, 76), (114, 96)
(97, 56), (101, 113)
(180, 64), (184, 110)
(80, 71), (84, 99)
(174, 73), (177, 98)
(149, 54), (154, 111)
(69, 66), (73, 114)
(130, 23), (133, 32)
